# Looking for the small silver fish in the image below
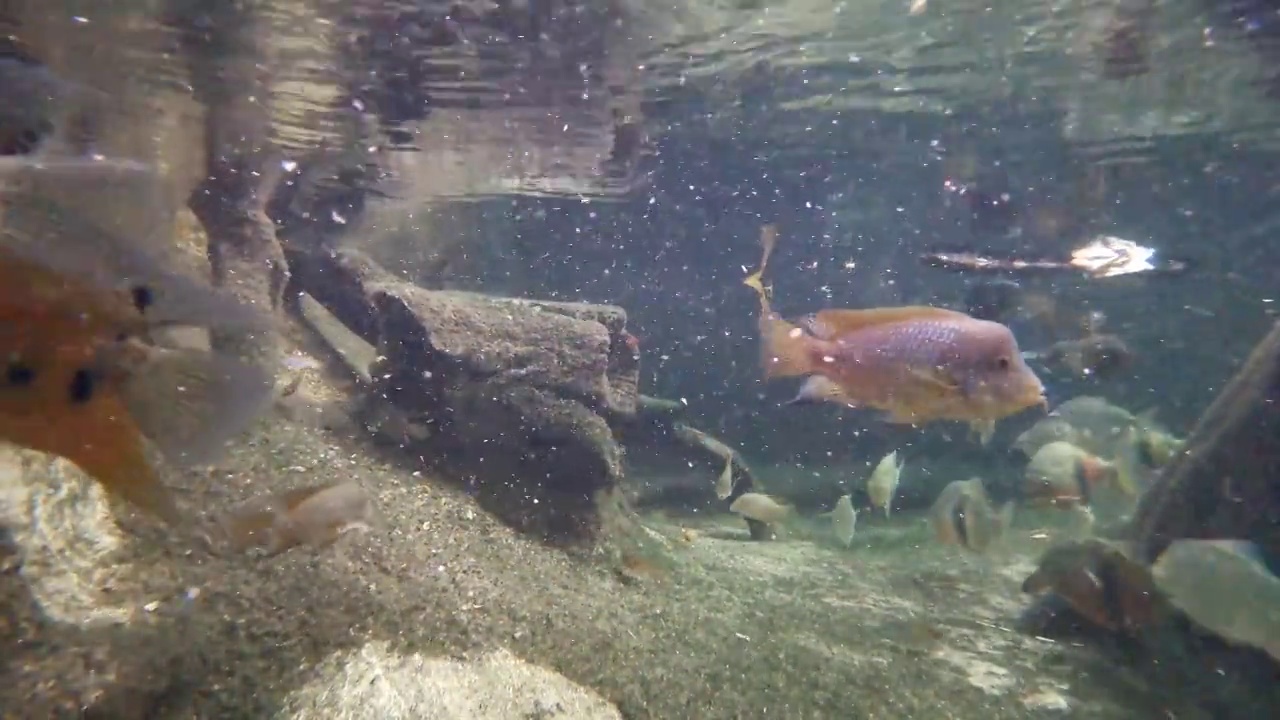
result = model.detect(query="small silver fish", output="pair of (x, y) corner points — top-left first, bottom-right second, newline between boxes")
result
(219, 481), (373, 555)
(829, 494), (858, 548)
(714, 455), (734, 500)
(729, 492), (792, 525)
(865, 450), (904, 518)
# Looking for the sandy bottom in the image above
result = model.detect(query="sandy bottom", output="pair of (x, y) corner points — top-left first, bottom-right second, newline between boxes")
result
(0, 398), (1257, 719)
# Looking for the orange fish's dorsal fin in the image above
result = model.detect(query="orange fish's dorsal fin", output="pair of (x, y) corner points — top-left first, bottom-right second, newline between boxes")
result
(743, 224), (821, 380)
(810, 306), (973, 337)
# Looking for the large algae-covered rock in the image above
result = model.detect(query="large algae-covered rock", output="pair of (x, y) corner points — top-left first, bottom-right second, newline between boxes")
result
(368, 283), (638, 539)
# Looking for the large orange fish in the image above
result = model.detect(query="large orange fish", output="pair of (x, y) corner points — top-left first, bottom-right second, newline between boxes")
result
(0, 187), (276, 526)
(744, 225), (1046, 442)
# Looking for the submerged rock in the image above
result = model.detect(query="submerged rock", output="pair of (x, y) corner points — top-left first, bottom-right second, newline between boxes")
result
(290, 249), (758, 542)
(278, 643), (622, 720)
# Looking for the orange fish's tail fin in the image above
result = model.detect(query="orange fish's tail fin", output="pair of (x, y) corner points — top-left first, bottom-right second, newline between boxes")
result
(66, 399), (185, 526)
(743, 223), (779, 317)
(744, 224), (818, 378)
(113, 343), (277, 468)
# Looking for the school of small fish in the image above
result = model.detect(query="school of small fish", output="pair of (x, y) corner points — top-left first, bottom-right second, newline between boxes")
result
(685, 222), (1279, 658)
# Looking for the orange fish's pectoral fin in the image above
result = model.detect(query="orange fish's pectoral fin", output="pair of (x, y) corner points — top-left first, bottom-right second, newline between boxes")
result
(968, 419), (997, 446)
(906, 366), (965, 396)
(786, 376), (859, 408)
(116, 344), (277, 468)
(811, 306), (972, 337)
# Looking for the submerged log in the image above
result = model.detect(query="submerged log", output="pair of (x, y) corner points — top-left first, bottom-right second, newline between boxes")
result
(287, 247), (638, 540)
(290, 246), (765, 541)
(1131, 320), (1280, 563)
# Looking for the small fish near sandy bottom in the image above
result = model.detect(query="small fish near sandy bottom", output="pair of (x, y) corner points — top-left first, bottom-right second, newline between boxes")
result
(824, 494), (858, 548)
(741, 225), (1046, 440)
(928, 477), (1013, 554)
(729, 492), (793, 527)
(218, 481), (374, 556)
(865, 450), (904, 518)
(714, 454), (734, 500)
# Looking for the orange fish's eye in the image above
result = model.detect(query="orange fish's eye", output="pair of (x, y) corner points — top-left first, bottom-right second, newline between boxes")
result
(995, 356), (1010, 371)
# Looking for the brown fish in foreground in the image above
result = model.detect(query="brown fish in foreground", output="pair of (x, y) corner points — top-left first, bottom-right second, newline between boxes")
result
(0, 189), (276, 526)
(928, 477), (1014, 553)
(219, 481), (374, 555)
(1022, 538), (1168, 634)
(744, 226), (1047, 443)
